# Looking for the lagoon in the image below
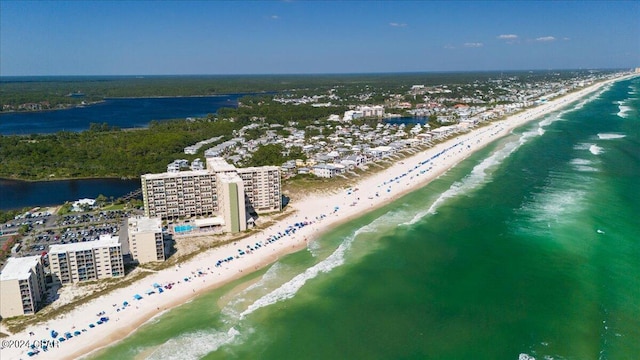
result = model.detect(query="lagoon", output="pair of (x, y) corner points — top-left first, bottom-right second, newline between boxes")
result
(0, 94), (241, 135)
(0, 178), (140, 211)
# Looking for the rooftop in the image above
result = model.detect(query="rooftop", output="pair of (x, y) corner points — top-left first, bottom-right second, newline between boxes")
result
(142, 169), (209, 180)
(217, 172), (243, 184)
(49, 235), (121, 254)
(128, 216), (162, 233)
(0, 255), (41, 281)
(206, 157), (237, 173)
(194, 216), (225, 227)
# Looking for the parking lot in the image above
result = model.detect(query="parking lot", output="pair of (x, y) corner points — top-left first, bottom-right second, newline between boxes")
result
(2, 209), (143, 261)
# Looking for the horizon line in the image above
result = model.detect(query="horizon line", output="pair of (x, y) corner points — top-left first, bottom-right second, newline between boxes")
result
(0, 67), (633, 78)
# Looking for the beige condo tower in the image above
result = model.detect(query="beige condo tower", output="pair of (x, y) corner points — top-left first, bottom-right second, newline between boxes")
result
(0, 256), (47, 318)
(127, 216), (165, 264)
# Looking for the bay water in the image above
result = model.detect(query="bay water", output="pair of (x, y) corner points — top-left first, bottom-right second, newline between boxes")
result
(92, 77), (639, 360)
(0, 95), (240, 135)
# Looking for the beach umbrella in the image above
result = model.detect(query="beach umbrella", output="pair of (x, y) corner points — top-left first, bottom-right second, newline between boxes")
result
(134, 294), (143, 300)
(145, 289), (154, 295)
(153, 283), (161, 288)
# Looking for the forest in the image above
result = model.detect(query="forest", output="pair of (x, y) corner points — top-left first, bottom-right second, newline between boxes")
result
(0, 70), (595, 110)
(0, 119), (239, 180)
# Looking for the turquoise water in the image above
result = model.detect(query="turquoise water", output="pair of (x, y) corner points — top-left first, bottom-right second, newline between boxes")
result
(174, 225), (197, 234)
(92, 77), (640, 360)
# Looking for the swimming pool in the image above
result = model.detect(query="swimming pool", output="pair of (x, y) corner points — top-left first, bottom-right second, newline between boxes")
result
(174, 224), (197, 233)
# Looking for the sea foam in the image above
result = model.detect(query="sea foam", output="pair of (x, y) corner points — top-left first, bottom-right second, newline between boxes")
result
(239, 222), (377, 318)
(589, 145), (603, 155)
(597, 133), (626, 140)
(147, 327), (240, 360)
(570, 158), (597, 172)
(403, 115), (557, 226)
(617, 101), (632, 118)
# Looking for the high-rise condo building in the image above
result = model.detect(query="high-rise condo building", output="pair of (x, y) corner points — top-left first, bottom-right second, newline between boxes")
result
(140, 157), (281, 233)
(49, 235), (125, 284)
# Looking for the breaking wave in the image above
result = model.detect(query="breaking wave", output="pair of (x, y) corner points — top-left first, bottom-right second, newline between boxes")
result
(570, 158), (598, 172)
(597, 133), (626, 140)
(404, 115), (560, 226)
(589, 145), (603, 155)
(239, 218), (385, 318)
(147, 327), (240, 360)
(616, 100), (632, 118)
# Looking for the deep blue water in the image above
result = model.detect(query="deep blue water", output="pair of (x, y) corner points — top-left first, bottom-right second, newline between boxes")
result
(0, 95), (241, 135)
(383, 116), (429, 125)
(0, 178), (140, 211)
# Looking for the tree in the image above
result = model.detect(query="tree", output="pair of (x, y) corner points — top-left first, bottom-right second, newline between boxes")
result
(248, 144), (285, 166)
(95, 194), (108, 206)
(287, 146), (307, 161)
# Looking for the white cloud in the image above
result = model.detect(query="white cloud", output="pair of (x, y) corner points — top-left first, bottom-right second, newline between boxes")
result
(444, 44), (456, 49)
(563, 37), (571, 41)
(270, 15), (280, 20)
(389, 22), (407, 27)
(463, 42), (483, 48)
(536, 36), (556, 42)
(497, 34), (518, 40)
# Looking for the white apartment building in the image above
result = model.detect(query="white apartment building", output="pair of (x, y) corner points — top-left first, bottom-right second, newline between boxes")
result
(49, 235), (125, 284)
(358, 105), (385, 118)
(0, 256), (46, 318)
(127, 216), (165, 264)
(312, 164), (345, 178)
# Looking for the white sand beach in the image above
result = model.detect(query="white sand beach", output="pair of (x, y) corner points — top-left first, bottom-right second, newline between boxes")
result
(0, 75), (628, 360)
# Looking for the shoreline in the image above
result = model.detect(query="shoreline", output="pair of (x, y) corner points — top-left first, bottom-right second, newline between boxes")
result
(0, 75), (632, 360)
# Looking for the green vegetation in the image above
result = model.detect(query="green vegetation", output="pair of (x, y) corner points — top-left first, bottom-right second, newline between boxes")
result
(0, 118), (239, 180)
(1, 71), (602, 111)
(0, 209), (25, 224)
(218, 95), (347, 125)
(246, 144), (286, 167)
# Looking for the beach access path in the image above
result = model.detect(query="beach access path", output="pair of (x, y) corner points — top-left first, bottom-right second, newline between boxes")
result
(0, 75), (629, 360)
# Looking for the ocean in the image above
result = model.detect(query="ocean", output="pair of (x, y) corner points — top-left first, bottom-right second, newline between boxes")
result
(91, 77), (639, 360)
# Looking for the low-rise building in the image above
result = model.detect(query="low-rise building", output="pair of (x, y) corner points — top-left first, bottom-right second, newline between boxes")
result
(313, 164), (345, 178)
(0, 256), (47, 318)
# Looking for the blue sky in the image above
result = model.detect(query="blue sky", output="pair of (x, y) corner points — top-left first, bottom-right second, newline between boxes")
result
(1, 1), (638, 75)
